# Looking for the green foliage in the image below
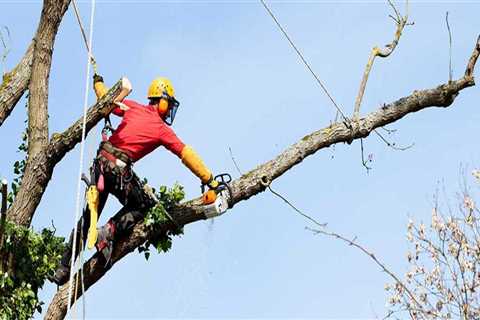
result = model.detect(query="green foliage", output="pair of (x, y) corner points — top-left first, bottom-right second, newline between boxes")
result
(0, 222), (65, 319)
(138, 182), (185, 260)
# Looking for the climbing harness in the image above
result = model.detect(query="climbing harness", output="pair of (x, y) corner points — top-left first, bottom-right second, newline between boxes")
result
(67, 0), (96, 318)
(259, 0), (350, 126)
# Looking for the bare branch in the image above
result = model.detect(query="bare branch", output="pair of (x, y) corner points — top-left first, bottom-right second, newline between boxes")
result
(353, 0), (410, 120)
(380, 126), (397, 135)
(373, 129), (414, 151)
(465, 35), (480, 78)
(306, 226), (426, 312)
(45, 36), (480, 318)
(267, 184), (327, 228)
(446, 12), (453, 82)
(360, 138), (372, 172)
(0, 26), (12, 76)
(228, 146), (243, 176)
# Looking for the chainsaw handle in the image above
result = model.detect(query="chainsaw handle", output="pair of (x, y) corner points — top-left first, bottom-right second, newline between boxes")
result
(200, 173), (233, 208)
(201, 173), (232, 193)
(214, 173), (232, 184)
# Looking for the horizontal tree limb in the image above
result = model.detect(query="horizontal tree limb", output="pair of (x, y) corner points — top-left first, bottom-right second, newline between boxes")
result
(45, 35), (480, 320)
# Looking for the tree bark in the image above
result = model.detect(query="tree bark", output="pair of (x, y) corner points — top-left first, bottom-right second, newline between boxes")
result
(7, 81), (122, 227)
(0, 43), (33, 127)
(44, 36), (480, 320)
(27, 0), (71, 158)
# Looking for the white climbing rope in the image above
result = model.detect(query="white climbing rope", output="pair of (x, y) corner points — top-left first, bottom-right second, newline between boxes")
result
(67, 0), (96, 318)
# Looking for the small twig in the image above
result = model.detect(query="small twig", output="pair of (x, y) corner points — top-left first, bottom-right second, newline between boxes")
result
(228, 147), (243, 176)
(360, 138), (372, 172)
(388, 14), (400, 24)
(0, 26), (11, 76)
(306, 226), (426, 313)
(446, 12), (453, 82)
(387, 0), (401, 21)
(380, 126), (397, 135)
(50, 219), (57, 234)
(353, 0), (410, 120)
(268, 185), (327, 229)
(465, 35), (480, 78)
(373, 129), (414, 151)
(228, 147), (326, 228)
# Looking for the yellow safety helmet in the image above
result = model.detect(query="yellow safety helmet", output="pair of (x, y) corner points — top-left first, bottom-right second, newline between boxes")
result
(147, 77), (180, 126)
(147, 77), (175, 98)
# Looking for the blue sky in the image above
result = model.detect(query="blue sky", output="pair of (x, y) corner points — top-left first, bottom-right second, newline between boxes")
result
(1, 0), (480, 318)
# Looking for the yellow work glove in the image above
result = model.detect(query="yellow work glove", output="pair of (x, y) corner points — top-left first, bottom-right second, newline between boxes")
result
(181, 146), (213, 185)
(93, 74), (108, 99)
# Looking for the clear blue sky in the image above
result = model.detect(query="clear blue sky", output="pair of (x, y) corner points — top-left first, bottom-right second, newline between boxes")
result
(1, 0), (480, 318)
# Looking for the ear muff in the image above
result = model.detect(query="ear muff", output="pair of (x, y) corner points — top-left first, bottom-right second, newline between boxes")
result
(158, 98), (169, 115)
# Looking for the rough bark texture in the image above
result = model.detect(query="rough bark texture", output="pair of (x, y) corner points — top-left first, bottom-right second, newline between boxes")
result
(27, 0), (71, 158)
(0, 43), (33, 127)
(7, 81), (122, 227)
(44, 36), (480, 320)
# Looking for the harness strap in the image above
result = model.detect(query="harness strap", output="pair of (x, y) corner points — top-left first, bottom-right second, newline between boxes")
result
(99, 141), (132, 165)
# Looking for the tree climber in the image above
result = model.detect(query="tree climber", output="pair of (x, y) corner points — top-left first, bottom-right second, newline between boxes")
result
(51, 75), (221, 285)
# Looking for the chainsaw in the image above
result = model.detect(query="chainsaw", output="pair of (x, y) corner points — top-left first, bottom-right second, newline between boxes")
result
(201, 173), (232, 219)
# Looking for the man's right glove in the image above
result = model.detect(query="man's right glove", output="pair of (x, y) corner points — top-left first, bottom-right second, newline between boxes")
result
(202, 176), (219, 205)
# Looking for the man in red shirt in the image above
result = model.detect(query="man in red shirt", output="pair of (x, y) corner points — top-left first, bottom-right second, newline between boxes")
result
(51, 75), (220, 285)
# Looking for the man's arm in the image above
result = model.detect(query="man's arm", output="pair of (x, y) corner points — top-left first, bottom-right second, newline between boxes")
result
(161, 126), (218, 189)
(180, 146), (218, 188)
(93, 74), (132, 116)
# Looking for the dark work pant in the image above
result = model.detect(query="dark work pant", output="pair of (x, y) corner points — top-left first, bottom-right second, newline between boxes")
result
(61, 155), (156, 267)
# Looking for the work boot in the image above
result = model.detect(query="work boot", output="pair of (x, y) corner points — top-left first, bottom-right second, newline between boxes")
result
(95, 220), (115, 266)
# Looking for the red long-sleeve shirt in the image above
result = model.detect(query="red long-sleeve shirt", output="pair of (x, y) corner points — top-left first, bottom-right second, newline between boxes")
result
(108, 99), (185, 162)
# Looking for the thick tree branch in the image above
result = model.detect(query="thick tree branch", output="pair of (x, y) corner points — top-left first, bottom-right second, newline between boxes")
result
(45, 36), (480, 320)
(0, 43), (33, 127)
(27, 0), (71, 158)
(7, 81), (122, 227)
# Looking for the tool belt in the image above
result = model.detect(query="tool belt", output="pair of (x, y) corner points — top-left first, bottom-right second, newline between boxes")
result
(98, 141), (132, 166)
(94, 141), (134, 193)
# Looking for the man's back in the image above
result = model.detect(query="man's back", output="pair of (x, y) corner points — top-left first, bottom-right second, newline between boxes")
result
(109, 99), (185, 162)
